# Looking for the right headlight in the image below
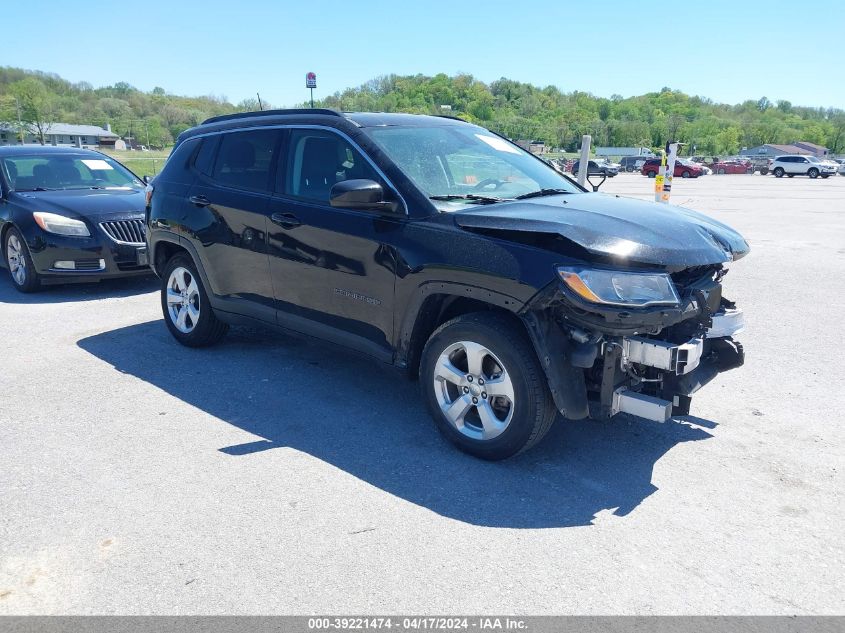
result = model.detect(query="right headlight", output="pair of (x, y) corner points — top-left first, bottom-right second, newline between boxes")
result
(557, 266), (680, 307)
(33, 212), (90, 237)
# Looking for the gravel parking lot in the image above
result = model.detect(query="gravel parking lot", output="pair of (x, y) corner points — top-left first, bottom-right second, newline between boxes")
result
(1, 174), (843, 615)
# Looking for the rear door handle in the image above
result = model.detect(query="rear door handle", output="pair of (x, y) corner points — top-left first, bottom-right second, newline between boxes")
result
(189, 195), (210, 207)
(271, 212), (302, 229)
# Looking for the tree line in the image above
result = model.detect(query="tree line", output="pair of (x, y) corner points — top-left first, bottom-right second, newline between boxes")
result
(2, 67), (844, 154)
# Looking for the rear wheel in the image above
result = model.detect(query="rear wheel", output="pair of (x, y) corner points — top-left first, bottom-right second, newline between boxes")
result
(646, 170), (657, 178)
(808, 168), (819, 179)
(4, 228), (40, 293)
(682, 170), (691, 178)
(821, 174), (830, 179)
(760, 168), (769, 175)
(161, 254), (228, 347)
(787, 174), (795, 178)
(774, 167), (784, 178)
(717, 168), (726, 175)
(420, 312), (556, 460)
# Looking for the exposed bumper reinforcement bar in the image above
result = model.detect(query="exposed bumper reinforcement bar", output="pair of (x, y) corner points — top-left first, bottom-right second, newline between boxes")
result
(623, 336), (705, 375)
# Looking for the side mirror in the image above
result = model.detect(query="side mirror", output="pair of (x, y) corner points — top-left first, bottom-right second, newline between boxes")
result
(143, 175), (153, 184)
(330, 179), (398, 212)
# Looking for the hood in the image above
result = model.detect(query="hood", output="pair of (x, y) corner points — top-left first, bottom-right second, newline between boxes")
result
(452, 193), (749, 269)
(12, 188), (145, 220)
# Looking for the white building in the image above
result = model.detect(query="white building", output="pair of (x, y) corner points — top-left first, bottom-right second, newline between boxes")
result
(0, 123), (120, 148)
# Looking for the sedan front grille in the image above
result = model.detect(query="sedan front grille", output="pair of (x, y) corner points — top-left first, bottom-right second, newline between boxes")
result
(100, 219), (145, 245)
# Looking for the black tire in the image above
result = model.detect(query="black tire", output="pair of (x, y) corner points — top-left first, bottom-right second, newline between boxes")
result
(808, 168), (819, 179)
(774, 167), (784, 178)
(3, 227), (40, 293)
(760, 168), (769, 175)
(745, 168), (753, 174)
(821, 174), (829, 179)
(420, 312), (557, 460)
(160, 254), (228, 347)
(626, 166), (634, 172)
(682, 170), (691, 178)
(717, 168), (726, 175)
(646, 170), (657, 178)
(787, 174), (795, 178)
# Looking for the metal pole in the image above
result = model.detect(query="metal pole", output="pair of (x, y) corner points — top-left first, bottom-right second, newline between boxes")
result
(310, 88), (314, 109)
(577, 134), (591, 187)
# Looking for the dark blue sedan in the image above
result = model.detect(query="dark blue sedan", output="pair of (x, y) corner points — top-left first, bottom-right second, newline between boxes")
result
(0, 146), (151, 292)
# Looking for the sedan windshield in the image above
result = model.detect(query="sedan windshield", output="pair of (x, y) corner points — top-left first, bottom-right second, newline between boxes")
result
(365, 124), (582, 210)
(1, 154), (143, 192)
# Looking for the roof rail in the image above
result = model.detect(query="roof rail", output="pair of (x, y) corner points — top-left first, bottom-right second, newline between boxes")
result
(201, 108), (342, 125)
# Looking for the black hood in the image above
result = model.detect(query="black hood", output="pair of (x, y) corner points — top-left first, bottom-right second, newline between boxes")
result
(452, 193), (749, 268)
(12, 188), (145, 220)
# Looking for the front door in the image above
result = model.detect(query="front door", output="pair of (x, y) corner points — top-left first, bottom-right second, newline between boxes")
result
(267, 128), (401, 361)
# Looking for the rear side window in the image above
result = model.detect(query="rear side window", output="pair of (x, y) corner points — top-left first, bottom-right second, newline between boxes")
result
(283, 129), (381, 203)
(194, 136), (219, 176)
(212, 129), (279, 192)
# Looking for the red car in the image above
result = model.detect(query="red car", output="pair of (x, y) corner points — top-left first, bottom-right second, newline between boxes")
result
(710, 159), (753, 174)
(641, 158), (703, 178)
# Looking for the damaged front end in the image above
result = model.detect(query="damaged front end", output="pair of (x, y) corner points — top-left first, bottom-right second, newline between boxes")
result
(522, 263), (745, 423)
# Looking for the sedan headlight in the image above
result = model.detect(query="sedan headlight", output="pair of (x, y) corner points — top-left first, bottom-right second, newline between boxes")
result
(557, 266), (680, 307)
(33, 212), (90, 237)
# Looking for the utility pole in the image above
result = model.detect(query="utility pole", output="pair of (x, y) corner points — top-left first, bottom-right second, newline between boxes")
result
(256, 93), (264, 111)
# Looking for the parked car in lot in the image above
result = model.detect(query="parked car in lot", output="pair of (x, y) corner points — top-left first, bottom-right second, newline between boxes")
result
(710, 159), (753, 174)
(641, 158), (704, 178)
(571, 159), (619, 178)
(619, 156), (647, 172)
(148, 109), (748, 460)
(0, 146), (151, 292)
(836, 158), (845, 175)
(770, 155), (837, 179)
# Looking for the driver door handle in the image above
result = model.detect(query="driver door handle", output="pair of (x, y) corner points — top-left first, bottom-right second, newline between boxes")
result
(189, 195), (210, 207)
(271, 212), (301, 229)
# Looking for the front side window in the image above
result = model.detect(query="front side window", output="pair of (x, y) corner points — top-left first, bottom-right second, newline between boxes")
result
(1, 154), (143, 191)
(283, 129), (381, 203)
(365, 124), (581, 210)
(212, 129), (279, 192)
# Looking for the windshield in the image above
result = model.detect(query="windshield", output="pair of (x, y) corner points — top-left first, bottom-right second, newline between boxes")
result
(1, 154), (143, 191)
(365, 125), (582, 210)
(806, 156), (821, 163)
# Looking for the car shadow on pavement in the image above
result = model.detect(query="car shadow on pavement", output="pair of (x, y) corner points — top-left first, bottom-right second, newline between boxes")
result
(78, 320), (715, 529)
(0, 274), (157, 304)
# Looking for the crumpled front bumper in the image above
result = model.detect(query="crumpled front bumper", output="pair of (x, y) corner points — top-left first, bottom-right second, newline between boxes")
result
(601, 308), (745, 421)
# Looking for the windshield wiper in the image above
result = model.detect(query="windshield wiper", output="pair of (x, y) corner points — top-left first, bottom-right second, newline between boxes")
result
(514, 188), (574, 200)
(429, 194), (511, 205)
(17, 186), (57, 192)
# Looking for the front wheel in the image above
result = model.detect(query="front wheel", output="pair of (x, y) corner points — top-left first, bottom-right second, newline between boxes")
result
(4, 228), (40, 293)
(420, 312), (556, 460)
(774, 167), (784, 178)
(161, 254), (228, 347)
(646, 170), (657, 178)
(821, 174), (829, 179)
(682, 170), (691, 178)
(760, 168), (769, 175)
(808, 168), (819, 179)
(717, 168), (726, 175)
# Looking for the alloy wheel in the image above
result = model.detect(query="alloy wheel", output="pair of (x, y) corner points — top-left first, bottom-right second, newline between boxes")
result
(432, 340), (515, 441)
(6, 234), (27, 287)
(166, 266), (201, 334)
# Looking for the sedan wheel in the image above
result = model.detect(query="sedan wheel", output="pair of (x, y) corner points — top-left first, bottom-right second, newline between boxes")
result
(4, 228), (39, 293)
(808, 168), (819, 179)
(774, 167), (784, 178)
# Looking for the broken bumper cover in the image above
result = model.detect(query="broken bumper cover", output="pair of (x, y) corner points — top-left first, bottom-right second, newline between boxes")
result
(605, 309), (745, 421)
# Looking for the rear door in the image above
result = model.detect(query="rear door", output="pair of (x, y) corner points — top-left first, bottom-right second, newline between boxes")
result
(183, 128), (281, 322)
(266, 127), (402, 361)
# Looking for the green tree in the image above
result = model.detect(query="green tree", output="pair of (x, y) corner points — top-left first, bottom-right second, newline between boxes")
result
(8, 77), (56, 144)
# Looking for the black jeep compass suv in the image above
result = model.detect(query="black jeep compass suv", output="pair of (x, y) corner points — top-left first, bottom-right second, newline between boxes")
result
(147, 109), (748, 460)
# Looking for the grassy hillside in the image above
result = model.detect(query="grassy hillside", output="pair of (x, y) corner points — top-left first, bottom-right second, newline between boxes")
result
(2, 67), (844, 155)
